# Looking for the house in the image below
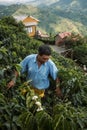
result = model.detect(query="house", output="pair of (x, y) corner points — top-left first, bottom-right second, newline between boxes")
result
(55, 32), (71, 46)
(14, 15), (39, 37)
(36, 30), (49, 40)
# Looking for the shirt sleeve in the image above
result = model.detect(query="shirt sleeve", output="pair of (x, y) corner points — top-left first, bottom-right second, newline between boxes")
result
(20, 56), (30, 73)
(49, 60), (58, 80)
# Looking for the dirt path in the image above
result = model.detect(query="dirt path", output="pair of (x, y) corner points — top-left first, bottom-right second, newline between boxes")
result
(49, 45), (66, 54)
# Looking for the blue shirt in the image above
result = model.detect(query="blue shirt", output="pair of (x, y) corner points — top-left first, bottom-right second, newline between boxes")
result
(20, 54), (58, 89)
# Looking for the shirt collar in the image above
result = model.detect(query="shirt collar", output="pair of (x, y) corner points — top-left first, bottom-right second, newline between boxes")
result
(34, 54), (47, 66)
(34, 54), (38, 63)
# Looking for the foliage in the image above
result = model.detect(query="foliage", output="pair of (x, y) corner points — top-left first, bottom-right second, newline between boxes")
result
(0, 16), (43, 67)
(63, 34), (87, 66)
(0, 16), (87, 130)
(18, 110), (38, 130)
(73, 44), (87, 66)
(53, 102), (87, 130)
(51, 52), (87, 106)
(64, 34), (84, 49)
(35, 111), (53, 130)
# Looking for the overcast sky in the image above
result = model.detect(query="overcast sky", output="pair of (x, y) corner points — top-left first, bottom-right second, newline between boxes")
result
(0, 0), (31, 4)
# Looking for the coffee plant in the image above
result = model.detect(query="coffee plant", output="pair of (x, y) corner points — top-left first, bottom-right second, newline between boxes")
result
(0, 16), (87, 130)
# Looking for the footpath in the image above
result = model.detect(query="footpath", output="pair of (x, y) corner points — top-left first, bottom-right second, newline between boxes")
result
(49, 45), (66, 54)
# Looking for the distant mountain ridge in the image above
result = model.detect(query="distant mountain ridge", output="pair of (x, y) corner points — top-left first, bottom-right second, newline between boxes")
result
(0, 0), (87, 36)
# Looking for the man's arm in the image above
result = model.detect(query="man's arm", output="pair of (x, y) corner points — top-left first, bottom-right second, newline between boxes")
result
(55, 78), (63, 98)
(7, 70), (19, 89)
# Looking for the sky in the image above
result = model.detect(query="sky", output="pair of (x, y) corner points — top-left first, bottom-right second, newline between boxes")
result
(0, 0), (32, 4)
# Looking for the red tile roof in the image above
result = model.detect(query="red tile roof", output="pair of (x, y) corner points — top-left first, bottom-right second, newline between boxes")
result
(59, 32), (71, 39)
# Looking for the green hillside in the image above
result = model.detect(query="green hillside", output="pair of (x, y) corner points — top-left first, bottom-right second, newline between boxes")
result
(13, 4), (87, 35)
(0, 4), (20, 18)
(0, 16), (87, 130)
(0, 0), (87, 36)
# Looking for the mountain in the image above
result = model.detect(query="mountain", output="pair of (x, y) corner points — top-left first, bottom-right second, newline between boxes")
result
(0, 0), (87, 36)
(0, 0), (59, 6)
(25, 0), (60, 7)
(0, 4), (21, 18)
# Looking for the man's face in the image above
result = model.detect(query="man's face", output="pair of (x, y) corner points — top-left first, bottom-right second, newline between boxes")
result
(38, 54), (50, 64)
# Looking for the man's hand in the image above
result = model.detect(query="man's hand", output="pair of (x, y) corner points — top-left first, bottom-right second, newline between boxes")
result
(7, 80), (15, 89)
(7, 71), (18, 89)
(55, 87), (63, 98)
(55, 78), (63, 98)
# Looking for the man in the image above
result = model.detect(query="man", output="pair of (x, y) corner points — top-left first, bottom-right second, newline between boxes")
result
(7, 44), (62, 97)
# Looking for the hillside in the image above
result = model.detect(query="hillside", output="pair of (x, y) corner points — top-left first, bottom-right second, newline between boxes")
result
(13, 4), (87, 35)
(0, 0), (87, 36)
(0, 4), (21, 18)
(0, 16), (87, 130)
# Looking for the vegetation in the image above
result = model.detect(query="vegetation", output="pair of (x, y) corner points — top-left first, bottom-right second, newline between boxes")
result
(0, 16), (87, 130)
(0, 4), (20, 18)
(0, 0), (87, 36)
(64, 34), (87, 66)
